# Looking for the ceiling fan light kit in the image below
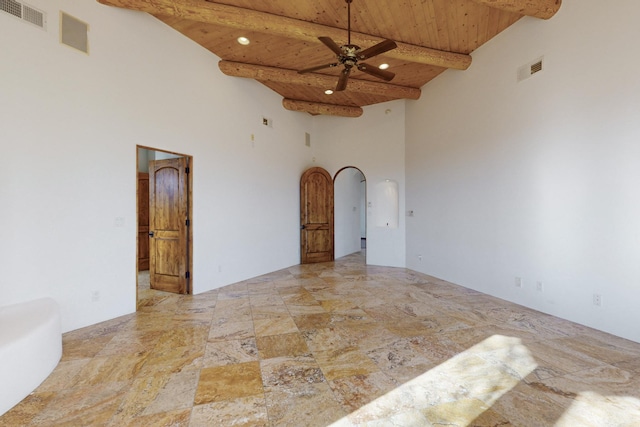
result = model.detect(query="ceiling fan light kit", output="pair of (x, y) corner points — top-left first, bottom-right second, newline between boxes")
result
(298, 0), (398, 92)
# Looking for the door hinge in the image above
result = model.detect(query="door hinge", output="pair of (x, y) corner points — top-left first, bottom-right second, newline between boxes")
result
(186, 219), (191, 226)
(186, 271), (190, 279)
(185, 167), (190, 174)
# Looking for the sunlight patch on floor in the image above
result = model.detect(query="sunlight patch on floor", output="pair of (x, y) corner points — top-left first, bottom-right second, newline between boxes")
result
(330, 335), (537, 426)
(555, 392), (640, 426)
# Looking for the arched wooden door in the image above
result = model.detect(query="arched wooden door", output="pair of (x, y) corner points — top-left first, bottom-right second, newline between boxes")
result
(300, 167), (334, 264)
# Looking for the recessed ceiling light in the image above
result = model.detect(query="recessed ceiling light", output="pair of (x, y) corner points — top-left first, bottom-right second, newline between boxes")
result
(324, 89), (334, 95)
(379, 63), (390, 70)
(237, 36), (250, 45)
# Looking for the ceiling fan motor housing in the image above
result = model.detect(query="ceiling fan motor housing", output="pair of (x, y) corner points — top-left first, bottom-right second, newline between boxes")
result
(340, 44), (360, 67)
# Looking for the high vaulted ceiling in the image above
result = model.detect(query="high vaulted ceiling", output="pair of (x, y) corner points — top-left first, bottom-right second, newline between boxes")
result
(97, 0), (561, 117)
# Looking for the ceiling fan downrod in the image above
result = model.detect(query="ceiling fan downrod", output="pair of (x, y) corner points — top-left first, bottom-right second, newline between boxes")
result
(347, 0), (352, 45)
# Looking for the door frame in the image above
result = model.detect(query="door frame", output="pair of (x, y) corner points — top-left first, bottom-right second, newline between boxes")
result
(136, 145), (194, 308)
(334, 166), (367, 262)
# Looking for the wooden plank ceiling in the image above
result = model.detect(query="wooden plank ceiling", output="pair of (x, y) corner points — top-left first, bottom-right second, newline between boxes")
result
(97, 0), (561, 117)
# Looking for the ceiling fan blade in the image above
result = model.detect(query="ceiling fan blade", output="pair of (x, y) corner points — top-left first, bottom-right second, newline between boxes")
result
(318, 37), (343, 56)
(298, 62), (339, 74)
(336, 67), (352, 91)
(357, 63), (395, 81)
(357, 39), (397, 60)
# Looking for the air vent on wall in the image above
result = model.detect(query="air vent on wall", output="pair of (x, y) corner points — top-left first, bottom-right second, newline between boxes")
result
(517, 57), (544, 82)
(530, 60), (543, 74)
(0, 0), (46, 30)
(60, 11), (89, 54)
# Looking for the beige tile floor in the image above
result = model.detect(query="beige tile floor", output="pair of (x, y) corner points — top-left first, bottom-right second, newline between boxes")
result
(3, 252), (640, 426)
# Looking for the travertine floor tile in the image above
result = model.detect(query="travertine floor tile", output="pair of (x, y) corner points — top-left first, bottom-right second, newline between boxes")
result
(284, 303), (326, 316)
(202, 338), (258, 367)
(207, 320), (255, 342)
(524, 339), (607, 379)
(0, 392), (56, 426)
(3, 251), (640, 426)
(255, 332), (310, 359)
(96, 329), (164, 357)
(141, 370), (199, 416)
(33, 381), (129, 426)
(314, 346), (380, 381)
(72, 352), (149, 387)
(534, 364), (640, 405)
(139, 344), (204, 375)
(194, 362), (263, 405)
(61, 335), (114, 361)
(265, 383), (347, 427)
(253, 316), (299, 337)
(490, 381), (570, 426)
(251, 304), (290, 320)
(35, 358), (92, 392)
(250, 294), (285, 307)
(302, 327), (351, 353)
(122, 409), (191, 427)
(366, 338), (439, 383)
(260, 355), (326, 391)
(329, 372), (398, 412)
(189, 395), (268, 427)
(551, 334), (640, 365)
(292, 312), (333, 331)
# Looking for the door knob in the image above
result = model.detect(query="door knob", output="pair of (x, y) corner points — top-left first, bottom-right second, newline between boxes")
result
(149, 231), (155, 237)
(301, 225), (306, 230)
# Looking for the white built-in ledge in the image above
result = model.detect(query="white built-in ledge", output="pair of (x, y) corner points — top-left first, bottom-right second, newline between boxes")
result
(0, 298), (62, 416)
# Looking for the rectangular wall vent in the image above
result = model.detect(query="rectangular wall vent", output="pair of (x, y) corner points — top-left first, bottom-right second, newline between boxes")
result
(517, 56), (544, 82)
(23, 4), (43, 27)
(0, 0), (46, 29)
(530, 60), (543, 74)
(60, 11), (89, 54)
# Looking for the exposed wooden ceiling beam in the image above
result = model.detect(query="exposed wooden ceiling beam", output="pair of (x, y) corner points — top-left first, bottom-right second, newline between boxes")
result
(470, 0), (561, 20)
(218, 61), (421, 100)
(283, 99), (363, 118)
(97, 0), (472, 70)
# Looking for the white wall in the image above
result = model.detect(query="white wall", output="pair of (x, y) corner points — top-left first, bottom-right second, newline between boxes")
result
(406, 0), (640, 342)
(334, 168), (364, 258)
(0, 0), (314, 332)
(313, 101), (406, 267)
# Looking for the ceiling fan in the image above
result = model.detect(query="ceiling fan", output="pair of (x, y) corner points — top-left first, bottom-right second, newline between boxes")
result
(298, 0), (398, 92)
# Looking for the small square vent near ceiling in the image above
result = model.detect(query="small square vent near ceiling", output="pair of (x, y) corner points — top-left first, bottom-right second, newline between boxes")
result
(0, 0), (46, 30)
(60, 11), (89, 54)
(517, 57), (544, 82)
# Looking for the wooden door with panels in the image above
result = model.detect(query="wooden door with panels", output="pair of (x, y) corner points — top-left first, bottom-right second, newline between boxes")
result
(300, 167), (334, 263)
(137, 172), (150, 270)
(149, 157), (190, 294)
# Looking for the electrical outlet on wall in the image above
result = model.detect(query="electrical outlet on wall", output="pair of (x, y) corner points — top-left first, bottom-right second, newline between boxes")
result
(515, 277), (523, 288)
(593, 293), (602, 307)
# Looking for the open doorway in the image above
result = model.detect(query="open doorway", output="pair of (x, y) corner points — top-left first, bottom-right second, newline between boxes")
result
(334, 167), (367, 262)
(136, 146), (193, 309)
